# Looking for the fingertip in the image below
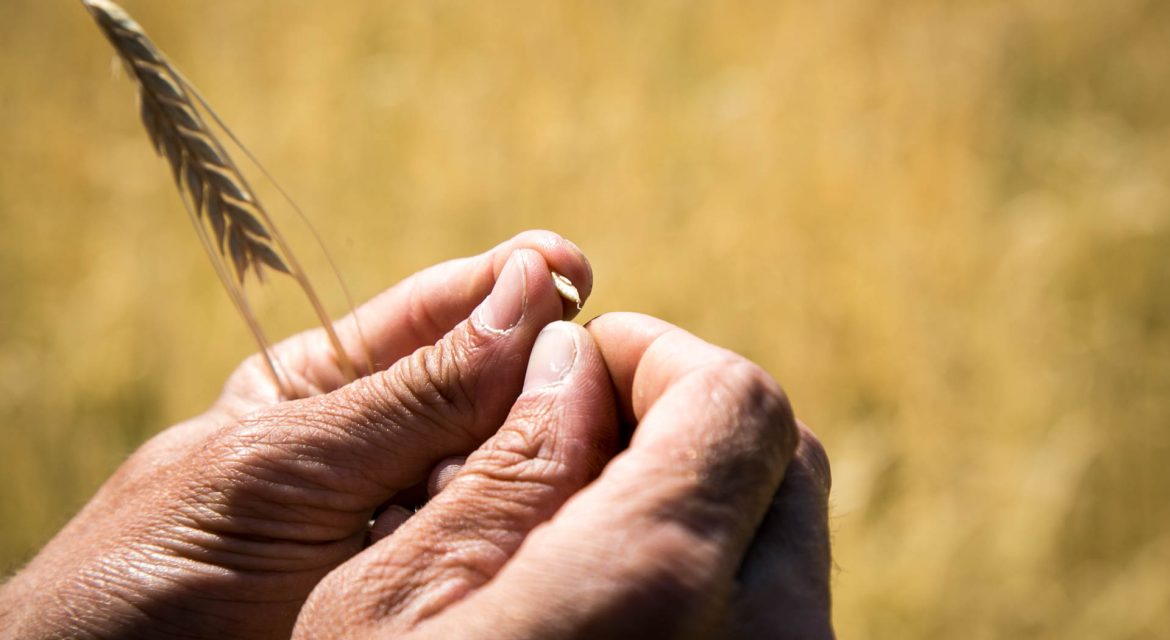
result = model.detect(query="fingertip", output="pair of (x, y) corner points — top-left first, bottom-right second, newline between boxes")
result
(369, 505), (413, 543)
(584, 313), (677, 358)
(427, 457), (467, 498)
(584, 312), (672, 374)
(552, 237), (592, 320)
(495, 231), (594, 314)
(584, 313), (689, 423)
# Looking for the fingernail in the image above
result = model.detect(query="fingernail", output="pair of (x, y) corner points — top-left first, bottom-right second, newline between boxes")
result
(479, 252), (528, 332)
(523, 323), (578, 392)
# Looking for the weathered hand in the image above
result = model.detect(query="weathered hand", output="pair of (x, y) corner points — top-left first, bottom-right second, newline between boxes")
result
(295, 312), (834, 639)
(0, 231), (592, 640)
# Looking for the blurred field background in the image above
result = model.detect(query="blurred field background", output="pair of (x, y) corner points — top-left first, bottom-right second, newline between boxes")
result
(2, 1), (1169, 637)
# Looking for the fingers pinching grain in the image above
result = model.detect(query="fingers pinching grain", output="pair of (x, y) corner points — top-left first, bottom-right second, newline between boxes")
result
(249, 230), (593, 398)
(294, 323), (618, 636)
(413, 313), (801, 638)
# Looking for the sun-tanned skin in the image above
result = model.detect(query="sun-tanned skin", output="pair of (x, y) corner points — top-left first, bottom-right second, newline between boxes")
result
(0, 231), (833, 639)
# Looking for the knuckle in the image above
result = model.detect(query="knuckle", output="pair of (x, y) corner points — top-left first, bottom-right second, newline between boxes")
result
(401, 337), (477, 415)
(797, 423), (833, 493)
(355, 328), (487, 445)
(202, 413), (287, 479)
(694, 358), (799, 460)
(299, 566), (390, 634)
(721, 359), (792, 420)
(460, 426), (569, 501)
(195, 402), (375, 509)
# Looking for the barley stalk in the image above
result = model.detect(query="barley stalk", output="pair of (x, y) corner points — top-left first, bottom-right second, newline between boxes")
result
(80, 0), (366, 397)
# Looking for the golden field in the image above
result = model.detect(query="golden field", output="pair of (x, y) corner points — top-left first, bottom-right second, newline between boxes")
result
(2, 1), (1168, 637)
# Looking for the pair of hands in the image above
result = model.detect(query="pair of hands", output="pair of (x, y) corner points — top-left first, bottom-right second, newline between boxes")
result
(0, 231), (833, 639)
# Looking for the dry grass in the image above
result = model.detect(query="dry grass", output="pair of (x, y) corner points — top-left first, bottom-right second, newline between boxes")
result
(2, 1), (1168, 637)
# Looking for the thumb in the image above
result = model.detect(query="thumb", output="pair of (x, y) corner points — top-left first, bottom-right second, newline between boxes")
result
(187, 249), (575, 545)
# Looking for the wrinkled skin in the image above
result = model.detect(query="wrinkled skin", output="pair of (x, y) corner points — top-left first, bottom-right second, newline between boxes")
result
(0, 231), (833, 639)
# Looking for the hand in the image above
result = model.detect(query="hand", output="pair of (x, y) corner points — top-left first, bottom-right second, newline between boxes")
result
(295, 312), (834, 639)
(0, 231), (593, 639)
